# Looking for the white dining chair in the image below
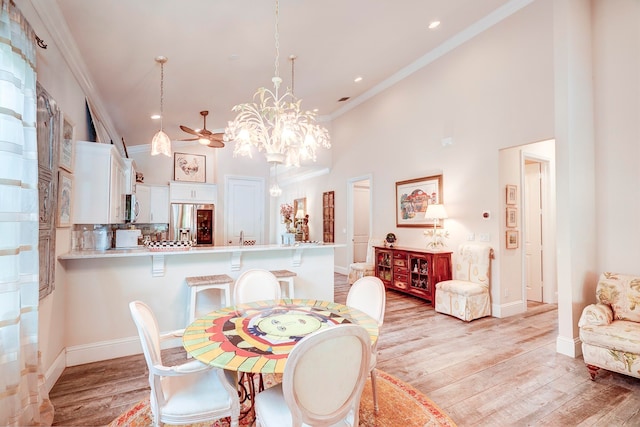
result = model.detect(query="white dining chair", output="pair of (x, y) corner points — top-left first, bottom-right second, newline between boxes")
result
(254, 324), (371, 427)
(233, 269), (282, 304)
(346, 275), (386, 412)
(129, 301), (240, 427)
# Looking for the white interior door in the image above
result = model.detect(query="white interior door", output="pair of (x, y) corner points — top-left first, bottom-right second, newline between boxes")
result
(352, 180), (370, 262)
(225, 176), (264, 245)
(525, 161), (543, 302)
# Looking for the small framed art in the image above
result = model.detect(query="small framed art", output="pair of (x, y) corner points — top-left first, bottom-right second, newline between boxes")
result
(57, 170), (73, 227)
(59, 114), (75, 172)
(506, 229), (519, 249)
(395, 174), (443, 227)
(174, 152), (206, 182)
(506, 184), (517, 205)
(506, 206), (518, 228)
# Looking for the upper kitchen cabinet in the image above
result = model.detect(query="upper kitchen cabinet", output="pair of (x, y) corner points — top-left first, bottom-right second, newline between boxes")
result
(169, 181), (217, 204)
(136, 184), (169, 224)
(73, 141), (126, 224)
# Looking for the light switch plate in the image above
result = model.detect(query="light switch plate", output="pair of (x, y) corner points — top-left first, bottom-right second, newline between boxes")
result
(479, 233), (490, 242)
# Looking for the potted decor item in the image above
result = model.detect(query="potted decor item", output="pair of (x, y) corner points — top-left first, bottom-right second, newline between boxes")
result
(385, 233), (397, 248)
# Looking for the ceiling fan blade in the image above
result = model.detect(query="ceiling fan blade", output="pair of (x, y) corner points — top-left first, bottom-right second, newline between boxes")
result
(207, 140), (225, 148)
(179, 137), (199, 141)
(180, 125), (202, 137)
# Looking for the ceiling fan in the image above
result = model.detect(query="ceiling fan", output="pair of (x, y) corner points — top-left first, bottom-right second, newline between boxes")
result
(179, 110), (225, 148)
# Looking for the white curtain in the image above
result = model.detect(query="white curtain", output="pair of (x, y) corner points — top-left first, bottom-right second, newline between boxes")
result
(0, 0), (53, 425)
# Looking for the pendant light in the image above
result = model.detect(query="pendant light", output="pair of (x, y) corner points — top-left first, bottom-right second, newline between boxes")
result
(151, 56), (171, 157)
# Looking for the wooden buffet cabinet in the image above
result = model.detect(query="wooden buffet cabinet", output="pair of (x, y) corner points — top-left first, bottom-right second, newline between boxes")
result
(374, 246), (452, 306)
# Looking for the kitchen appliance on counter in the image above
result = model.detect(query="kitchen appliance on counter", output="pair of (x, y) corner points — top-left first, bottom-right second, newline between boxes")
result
(123, 194), (139, 223)
(115, 229), (142, 248)
(170, 203), (214, 246)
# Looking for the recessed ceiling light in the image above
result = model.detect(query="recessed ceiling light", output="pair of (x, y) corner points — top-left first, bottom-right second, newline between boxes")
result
(354, 76), (363, 83)
(428, 21), (440, 30)
(150, 114), (161, 120)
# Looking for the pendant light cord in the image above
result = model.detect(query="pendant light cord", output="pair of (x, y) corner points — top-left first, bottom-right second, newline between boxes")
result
(159, 60), (165, 131)
(274, 0), (280, 80)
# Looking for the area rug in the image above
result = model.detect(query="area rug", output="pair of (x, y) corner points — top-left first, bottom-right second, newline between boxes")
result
(109, 369), (456, 427)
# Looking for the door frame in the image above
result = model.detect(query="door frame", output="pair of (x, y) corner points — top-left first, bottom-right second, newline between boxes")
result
(519, 152), (556, 307)
(346, 174), (373, 267)
(224, 175), (265, 245)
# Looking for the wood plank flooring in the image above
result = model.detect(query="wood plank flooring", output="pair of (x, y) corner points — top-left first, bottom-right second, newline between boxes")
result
(49, 273), (640, 426)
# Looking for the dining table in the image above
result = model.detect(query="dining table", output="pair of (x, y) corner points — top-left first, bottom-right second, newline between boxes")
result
(182, 298), (379, 418)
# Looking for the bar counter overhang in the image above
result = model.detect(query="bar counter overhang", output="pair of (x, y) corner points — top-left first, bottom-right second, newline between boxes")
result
(58, 243), (344, 366)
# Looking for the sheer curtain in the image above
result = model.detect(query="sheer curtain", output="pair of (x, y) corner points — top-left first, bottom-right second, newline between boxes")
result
(0, 0), (53, 425)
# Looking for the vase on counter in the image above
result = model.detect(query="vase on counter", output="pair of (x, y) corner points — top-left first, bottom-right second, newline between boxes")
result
(282, 233), (295, 246)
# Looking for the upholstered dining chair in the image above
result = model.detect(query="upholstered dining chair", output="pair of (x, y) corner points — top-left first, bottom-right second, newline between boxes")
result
(233, 269), (282, 304)
(435, 243), (494, 322)
(254, 324), (371, 427)
(347, 238), (381, 285)
(129, 301), (240, 427)
(346, 275), (386, 412)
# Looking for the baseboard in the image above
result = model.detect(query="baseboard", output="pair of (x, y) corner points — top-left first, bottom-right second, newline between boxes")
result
(556, 335), (582, 358)
(44, 350), (67, 393)
(335, 265), (348, 275)
(491, 300), (526, 318)
(65, 334), (183, 366)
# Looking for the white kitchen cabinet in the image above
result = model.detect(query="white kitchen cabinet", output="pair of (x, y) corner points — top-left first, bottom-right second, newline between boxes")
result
(73, 141), (126, 224)
(123, 158), (137, 194)
(137, 184), (169, 223)
(169, 181), (217, 204)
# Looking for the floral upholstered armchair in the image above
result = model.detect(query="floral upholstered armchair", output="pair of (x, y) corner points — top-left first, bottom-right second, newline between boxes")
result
(578, 272), (640, 380)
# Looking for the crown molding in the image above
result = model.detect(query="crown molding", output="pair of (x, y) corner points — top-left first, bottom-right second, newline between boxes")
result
(28, 0), (121, 148)
(329, 0), (534, 120)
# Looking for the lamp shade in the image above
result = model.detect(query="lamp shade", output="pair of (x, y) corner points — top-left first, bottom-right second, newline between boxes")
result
(295, 209), (305, 220)
(425, 204), (448, 220)
(151, 130), (171, 157)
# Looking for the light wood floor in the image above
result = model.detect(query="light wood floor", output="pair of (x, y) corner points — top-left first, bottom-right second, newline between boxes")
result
(49, 273), (640, 426)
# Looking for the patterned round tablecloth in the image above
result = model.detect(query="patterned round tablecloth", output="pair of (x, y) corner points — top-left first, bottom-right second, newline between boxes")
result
(183, 299), (379, 374)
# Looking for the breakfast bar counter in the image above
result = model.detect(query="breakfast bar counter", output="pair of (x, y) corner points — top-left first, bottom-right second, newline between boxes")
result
(58, 243), (343, 367)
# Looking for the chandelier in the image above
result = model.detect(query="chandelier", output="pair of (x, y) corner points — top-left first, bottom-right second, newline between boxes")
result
(224, 0), (331, 174)
(150, 56), (171, 157)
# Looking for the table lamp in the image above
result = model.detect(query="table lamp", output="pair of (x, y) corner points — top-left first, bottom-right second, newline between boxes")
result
(424, 204), (448, 249)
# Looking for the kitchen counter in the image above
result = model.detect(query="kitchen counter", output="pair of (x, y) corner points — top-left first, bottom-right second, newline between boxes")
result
(59, 243), (343, 276)
(57, 242), (344, 367)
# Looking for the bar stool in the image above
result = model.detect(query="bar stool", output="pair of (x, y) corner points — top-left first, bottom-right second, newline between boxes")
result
(185, 274), (233, 325)
(269, 269), (296, 299)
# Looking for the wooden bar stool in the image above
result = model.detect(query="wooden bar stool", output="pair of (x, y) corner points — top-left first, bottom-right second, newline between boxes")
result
(185, 274), (233, 325)
(269, 270), (296, 299)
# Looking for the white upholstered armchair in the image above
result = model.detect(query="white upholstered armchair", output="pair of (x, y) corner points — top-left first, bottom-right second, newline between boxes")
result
(435, 243), (493, 322)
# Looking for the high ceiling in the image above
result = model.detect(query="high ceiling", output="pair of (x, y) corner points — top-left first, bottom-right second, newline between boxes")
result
(50, 0), (519, 147)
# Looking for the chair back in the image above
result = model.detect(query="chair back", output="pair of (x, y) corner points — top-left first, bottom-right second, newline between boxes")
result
(233, 269), (282, 304)
(347, 276), (386, 326)
(452, 243), (493, 287)
(129, 301), (166, 411)
(282, 324), (371, 426)
(365, 238), (381, 264)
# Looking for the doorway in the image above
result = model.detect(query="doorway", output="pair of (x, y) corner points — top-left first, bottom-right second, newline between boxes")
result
(224, 176), (265, 245)
(347, 175), (372, 266)
(524, 160), (543, 302)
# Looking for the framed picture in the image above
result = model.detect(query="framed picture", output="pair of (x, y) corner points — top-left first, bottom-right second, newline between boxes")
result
(506, 229), (519, 249)
(506, 206), (518, 228)
(506, 184), (517, 205)
(396, 174), (443, 227)
(57, 170), (73, 227)
(59, 114), (75, 172)
(174, 152), (206, 182)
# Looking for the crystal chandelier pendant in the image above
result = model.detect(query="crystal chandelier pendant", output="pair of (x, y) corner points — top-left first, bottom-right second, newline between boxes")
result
(224, 0), (330, 168)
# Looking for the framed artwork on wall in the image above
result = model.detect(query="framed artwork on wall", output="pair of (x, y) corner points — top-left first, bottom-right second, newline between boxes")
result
(174, 152), (206, 182)
(506, 184), (517, 205)
(506, 229), (519, 249)
(396, 174), (443, 227)
(59, 114), (75, 172)
(57, 170), (73, 227)
(506, 206), (518, 228)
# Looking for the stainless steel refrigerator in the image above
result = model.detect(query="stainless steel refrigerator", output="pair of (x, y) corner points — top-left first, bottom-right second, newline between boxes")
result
(169, 203), (214, 246)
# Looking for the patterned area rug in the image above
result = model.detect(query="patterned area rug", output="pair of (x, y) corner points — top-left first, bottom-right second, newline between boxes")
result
(109, 370), (456, 427)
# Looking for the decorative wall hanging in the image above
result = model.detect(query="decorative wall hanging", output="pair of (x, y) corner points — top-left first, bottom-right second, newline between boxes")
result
(396, 175), (443, 227)
(173, 152), (206, 182)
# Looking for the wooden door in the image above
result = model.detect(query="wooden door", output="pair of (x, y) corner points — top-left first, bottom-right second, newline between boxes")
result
(225, 176), (264, 245)
(525, 161), (543, 302)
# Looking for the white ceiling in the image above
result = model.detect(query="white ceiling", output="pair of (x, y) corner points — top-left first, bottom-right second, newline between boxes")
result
(50, 0), (522, 148)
